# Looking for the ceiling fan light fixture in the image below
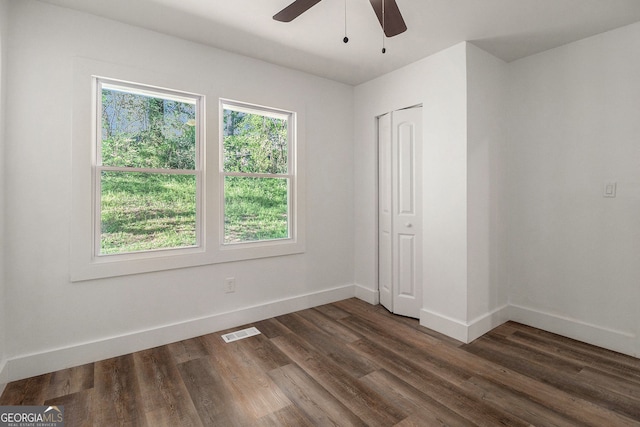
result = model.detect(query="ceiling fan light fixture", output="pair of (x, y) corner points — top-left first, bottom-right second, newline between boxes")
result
(273, 0), (404, 54)
(273, 0), (407, 38)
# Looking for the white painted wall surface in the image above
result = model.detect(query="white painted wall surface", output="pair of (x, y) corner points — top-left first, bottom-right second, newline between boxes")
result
(3, 0), (354, 380)
(466, 44), (510, 331)
(354, 43), (472, 331)
(0, 0), (9, 393)
(3, 0), (640, 385)
(354, 43), (509, 343)
(507, 22), (640, 357)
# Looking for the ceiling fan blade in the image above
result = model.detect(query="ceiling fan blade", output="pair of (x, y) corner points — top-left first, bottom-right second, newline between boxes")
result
(273, 0), (322, 22)
(369, 0), (407, 37)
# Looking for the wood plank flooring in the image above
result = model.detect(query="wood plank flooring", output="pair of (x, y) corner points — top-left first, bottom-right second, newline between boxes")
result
(2, 298), (640, 426)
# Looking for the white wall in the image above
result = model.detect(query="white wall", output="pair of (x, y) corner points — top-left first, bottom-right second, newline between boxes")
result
(507, 22), (640, 357)
(0, 0), (9, 393)
(353, 43), (468, 307)
(4, 0), (640, 386)
(355, 23), (640, 354)
(353, 43), (508, 342)
(3, 0), (355, 381)
(466, 44), (510, 336)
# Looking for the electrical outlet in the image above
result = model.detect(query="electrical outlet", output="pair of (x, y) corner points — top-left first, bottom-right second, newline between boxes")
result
(224, 277), (236, 293)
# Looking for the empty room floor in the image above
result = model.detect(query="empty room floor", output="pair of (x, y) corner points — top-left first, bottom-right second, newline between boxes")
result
(2, 298), (640, 426)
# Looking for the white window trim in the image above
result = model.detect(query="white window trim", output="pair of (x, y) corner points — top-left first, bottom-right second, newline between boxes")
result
(70, 58), (305, 282)
(214, 98), (305, 263)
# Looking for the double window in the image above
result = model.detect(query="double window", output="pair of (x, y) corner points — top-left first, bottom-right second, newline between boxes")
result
(75, 75), (302, 280)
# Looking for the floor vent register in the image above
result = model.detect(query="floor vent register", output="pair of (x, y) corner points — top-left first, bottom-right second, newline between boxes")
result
(221, 327), (262, 343)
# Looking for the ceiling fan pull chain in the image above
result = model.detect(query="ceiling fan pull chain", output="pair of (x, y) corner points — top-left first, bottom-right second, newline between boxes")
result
(343, 0), (349, 43)
(381, 0), (387, 53)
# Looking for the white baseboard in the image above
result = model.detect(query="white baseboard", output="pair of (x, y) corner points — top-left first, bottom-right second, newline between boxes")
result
(420, 305), (510, 344)
(354, 283), (379, 305)
(5, 284), (356, 383)
(468, 305), (511, 342)
(0, 359), (7, 396)
(509, 303), (638, 358)
(8, 288), (635, 384)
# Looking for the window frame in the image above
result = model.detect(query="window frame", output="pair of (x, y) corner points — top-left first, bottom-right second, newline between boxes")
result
(94, 78), (204, 259)
(219, 99), (296, 248)
(70, 58), (306, 282)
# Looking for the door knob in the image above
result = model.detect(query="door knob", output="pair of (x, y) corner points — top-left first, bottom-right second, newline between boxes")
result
(405, 223), (413, 228)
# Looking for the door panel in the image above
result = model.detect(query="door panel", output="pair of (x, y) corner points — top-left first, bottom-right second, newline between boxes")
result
(392, 107), (422, 318)
(398, 123), (415, 215)
(397, 233), (415, 297)
(379, 106), (422, 319)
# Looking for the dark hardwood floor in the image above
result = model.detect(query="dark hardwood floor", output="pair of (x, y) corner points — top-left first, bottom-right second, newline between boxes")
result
(2, 298), (640, 426)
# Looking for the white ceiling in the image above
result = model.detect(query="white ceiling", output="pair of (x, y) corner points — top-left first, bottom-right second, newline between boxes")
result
(37, 0), (640, 85)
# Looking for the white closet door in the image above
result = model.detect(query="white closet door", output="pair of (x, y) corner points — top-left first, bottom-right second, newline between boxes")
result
(379, 106), (422, 318)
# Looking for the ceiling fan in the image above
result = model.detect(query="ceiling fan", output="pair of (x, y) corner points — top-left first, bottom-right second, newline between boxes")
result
(273, 0), (407, 38)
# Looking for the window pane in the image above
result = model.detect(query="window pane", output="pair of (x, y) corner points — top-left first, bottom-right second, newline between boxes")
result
(224, 176), (289, 244)
(101, 87), (196, 169)
(223, 108), (288, 174)
(100, 171), (197, 254)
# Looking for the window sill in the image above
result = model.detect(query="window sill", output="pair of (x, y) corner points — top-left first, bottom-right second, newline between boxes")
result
(70, 239), (305, 282)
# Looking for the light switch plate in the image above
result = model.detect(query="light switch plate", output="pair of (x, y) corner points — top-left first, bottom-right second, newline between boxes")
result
(604, 182), (617, 198)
